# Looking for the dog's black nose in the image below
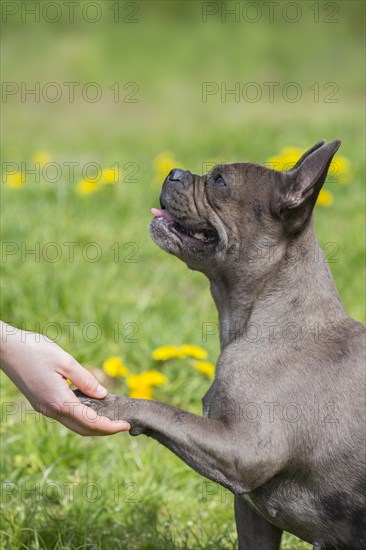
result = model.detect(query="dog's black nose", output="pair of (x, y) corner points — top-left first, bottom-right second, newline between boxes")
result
(167, 168), (185, 181)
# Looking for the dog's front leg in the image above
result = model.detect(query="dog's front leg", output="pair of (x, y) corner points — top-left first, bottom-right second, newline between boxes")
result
(74, 391), (250, 494)
(235, 495), (283, 550)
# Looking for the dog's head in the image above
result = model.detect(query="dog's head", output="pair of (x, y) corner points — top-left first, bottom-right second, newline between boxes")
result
(150, 140), (341, 276)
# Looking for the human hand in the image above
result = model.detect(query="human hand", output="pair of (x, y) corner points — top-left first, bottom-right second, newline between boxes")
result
(0, 321), (131, 435)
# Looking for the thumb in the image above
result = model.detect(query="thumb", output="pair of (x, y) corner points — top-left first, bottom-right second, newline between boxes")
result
(67, 362), (107, 399)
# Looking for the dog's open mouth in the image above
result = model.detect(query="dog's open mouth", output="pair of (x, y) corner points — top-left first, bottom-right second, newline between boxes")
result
(151, 208), (218, 245)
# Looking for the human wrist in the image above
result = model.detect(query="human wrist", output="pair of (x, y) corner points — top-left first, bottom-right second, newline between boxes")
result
(0, 321), (22, 372)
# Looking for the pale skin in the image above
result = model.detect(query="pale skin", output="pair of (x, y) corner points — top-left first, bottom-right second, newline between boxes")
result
(0, 321), (131, 435)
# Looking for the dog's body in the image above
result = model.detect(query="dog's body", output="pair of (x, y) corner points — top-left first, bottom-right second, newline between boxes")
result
(76, 141), (366, 549)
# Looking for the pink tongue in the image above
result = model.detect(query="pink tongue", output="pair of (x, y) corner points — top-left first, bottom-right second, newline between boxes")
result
(151, 208), (174, 222)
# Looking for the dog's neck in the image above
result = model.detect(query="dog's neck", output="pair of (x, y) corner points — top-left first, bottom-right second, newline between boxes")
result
(209, 220), (346, 350)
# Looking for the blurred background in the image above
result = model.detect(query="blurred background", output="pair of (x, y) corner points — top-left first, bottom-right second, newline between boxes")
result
(1, 1), (365, 548)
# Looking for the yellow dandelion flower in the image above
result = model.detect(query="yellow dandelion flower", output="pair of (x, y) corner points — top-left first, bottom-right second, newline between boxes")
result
(153, 151), (178, 173)
(266, 147), (304, 171)
(100, 167), (120, 185)
(179, 344), (208, 360)
(330, 156), (352, 184)
(102, 356), (129, 378)
(32, 151), (51, 167)
(76, 178), (100, 196)
(4, 171), (25, 188)
(140, 370), (167, 386)
(152, 344), (208, 361)
(153, 152), (181, 185)
(152, 345), (184, 361)
(127, 371), (167, 388)
(193, 360), (215, 377)
(129, 385), (153, 399)
(316, 189), (334, 207)
(126, 374), (144, 389)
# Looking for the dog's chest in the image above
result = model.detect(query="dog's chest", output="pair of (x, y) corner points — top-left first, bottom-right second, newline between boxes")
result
(202, 380), (235, 420)
(243, 482), (317, 542)
(244, 478), (365, 549)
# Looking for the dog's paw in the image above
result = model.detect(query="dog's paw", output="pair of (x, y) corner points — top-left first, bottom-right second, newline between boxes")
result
(73, 390), (131, 421)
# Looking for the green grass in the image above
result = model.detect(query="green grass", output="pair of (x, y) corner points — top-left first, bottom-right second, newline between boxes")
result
(1, 2), (365, 548)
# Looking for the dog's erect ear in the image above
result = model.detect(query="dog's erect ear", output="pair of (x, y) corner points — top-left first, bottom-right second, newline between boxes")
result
(271, 140), (341, 235)
(292, 140), (325, 169)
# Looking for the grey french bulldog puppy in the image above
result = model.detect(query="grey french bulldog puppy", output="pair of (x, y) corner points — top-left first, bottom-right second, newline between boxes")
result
(75, 140), (365, 550)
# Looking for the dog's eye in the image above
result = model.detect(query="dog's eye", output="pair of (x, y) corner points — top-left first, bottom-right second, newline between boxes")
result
(214, 175), (226, 187)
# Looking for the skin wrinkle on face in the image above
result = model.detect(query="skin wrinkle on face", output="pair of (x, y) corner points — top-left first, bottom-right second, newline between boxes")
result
(203, 176), (229, 252)
(191, 173), (204, 223)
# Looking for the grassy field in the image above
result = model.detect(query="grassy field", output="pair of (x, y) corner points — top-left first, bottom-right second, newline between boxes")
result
(1, 2), (365, 549)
